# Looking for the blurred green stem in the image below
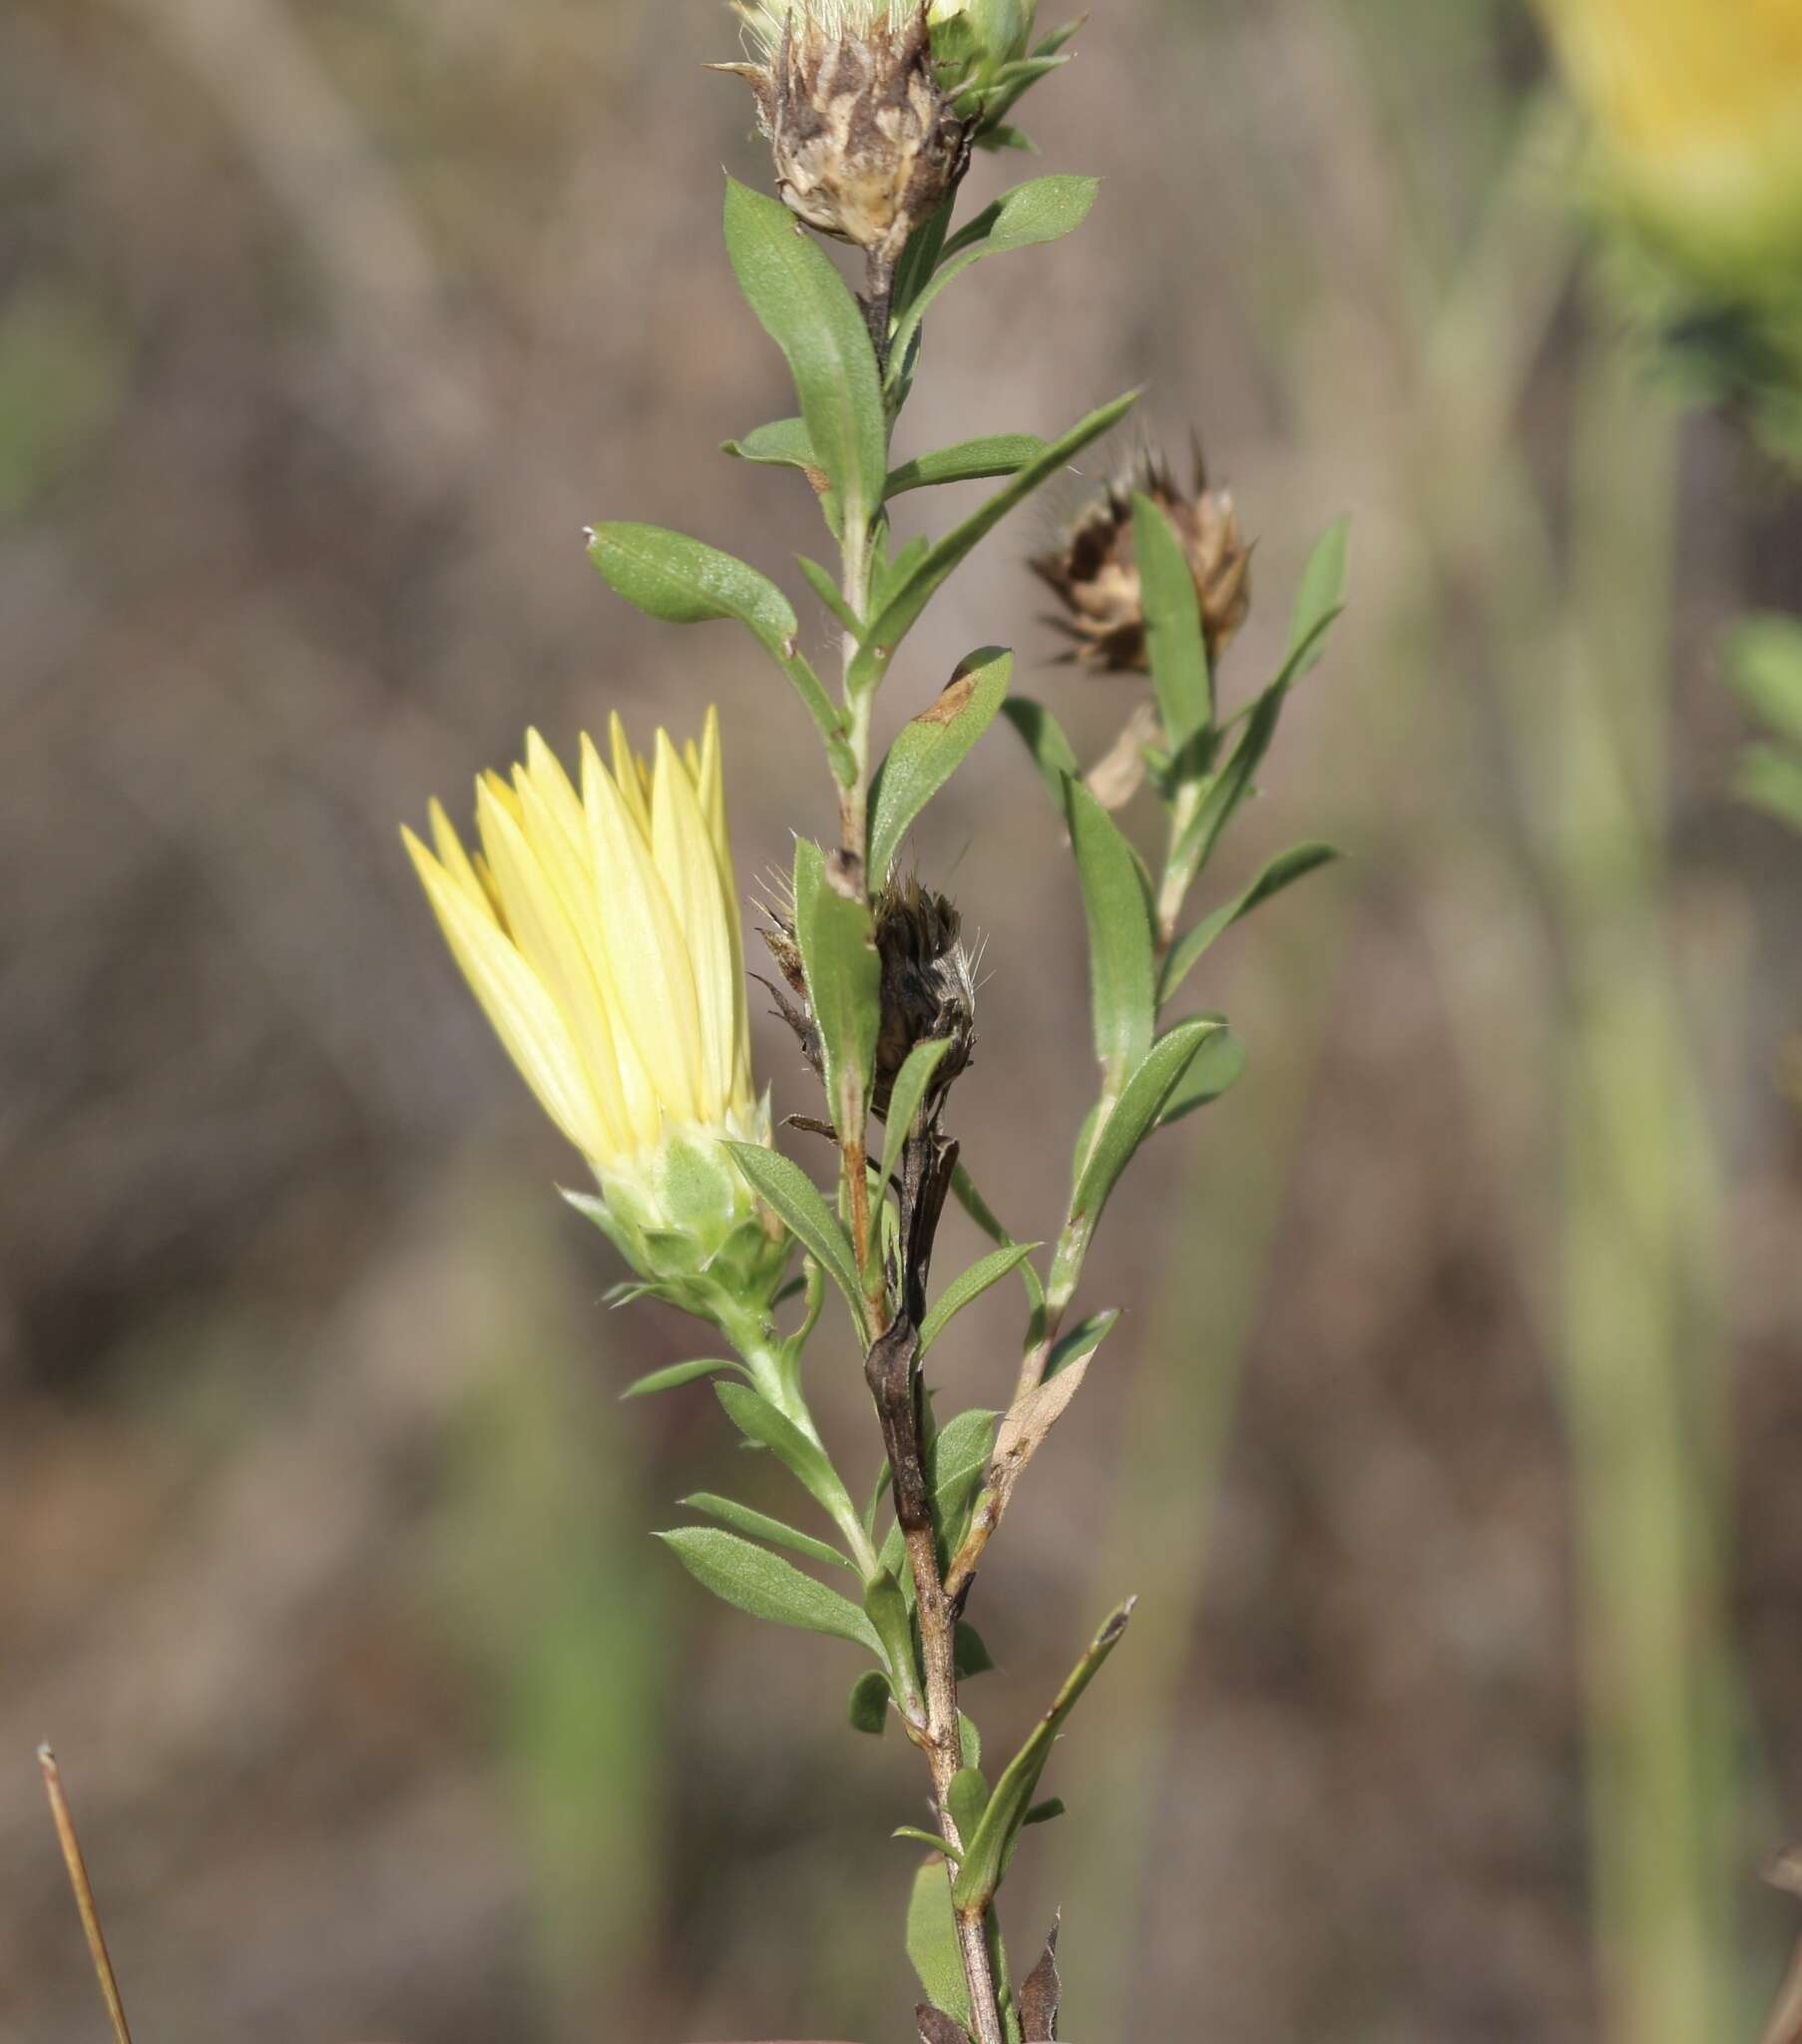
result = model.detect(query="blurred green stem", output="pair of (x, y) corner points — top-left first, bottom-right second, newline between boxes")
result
(1553, 317), (1736, 2044)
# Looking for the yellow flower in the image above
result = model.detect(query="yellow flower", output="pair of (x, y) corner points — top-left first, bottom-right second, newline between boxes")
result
(1539, 0), (1802, 278)
(405, 708), (754, 1166)
(404, 713), (786, 1308)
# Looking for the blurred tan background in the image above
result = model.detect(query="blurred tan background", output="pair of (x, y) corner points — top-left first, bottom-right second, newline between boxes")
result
(3, 0), (1801, 2039)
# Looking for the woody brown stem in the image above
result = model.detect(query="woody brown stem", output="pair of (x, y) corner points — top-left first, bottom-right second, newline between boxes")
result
(861, 252), (897, 376)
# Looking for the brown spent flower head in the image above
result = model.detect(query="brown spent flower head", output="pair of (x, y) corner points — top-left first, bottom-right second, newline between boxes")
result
(1031, 441), (1253, 677)
(760, 869), (976, 1127)
(715, 1), (973, 268)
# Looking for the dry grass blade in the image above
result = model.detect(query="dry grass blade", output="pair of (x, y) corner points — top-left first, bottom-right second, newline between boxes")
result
(38, 1746), (134, 2044)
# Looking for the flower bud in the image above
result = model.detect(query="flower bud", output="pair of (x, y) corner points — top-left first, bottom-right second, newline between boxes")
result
(718, 2), (973, 265)
(1032, 443), (1253, 677)
(928, 0), (1036, 81)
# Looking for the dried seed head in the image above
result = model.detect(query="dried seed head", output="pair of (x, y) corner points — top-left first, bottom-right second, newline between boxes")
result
(716, 2), (973, 264)
(1031, 441), (1254, 676)
(757, 867), (977, 1127)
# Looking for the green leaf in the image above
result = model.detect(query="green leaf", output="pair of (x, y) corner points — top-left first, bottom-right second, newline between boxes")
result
(1728, 615), (1802, 747)
(948, 1766), (992, 1844)
(950, 1164), (1047, 1316)
(908, 1859), (973, 2025)
(880, 1404), (999, 1581)
(873, 532), (933, 616)
(1069, 1020), (1224, 1236)
(797, 555), (862, 635)
(960, 1713), (982, 1769)
(1157, 1022), (1247, 1127)
(920, 1245), (1043, 1354)
(955, 1621), (996, 1679)
(620, 1356), (747, 1399)
(588, 520), (793, 638)
(1064, 775), (1156, 1077)
(887, 434), (1049, 496)
(715, 1380), (856, 1530)
(1022, 1796), (1066, 1826)
(723, 178), (887, 541)
(680, 1492), (856, 1575)
(1158, 842), (1341, 1006)
(929, 1408), (1000, 1547)
(1133, 493), (1211, 750)
(1168, 563), (1347, 887)
(587, 522), (851, 780)
(1033, 18), (1085, 59)
(849, 1668), (893, 1734)
(889, 176), (1101, 376)
(720, 415), (821, 478)
(793, 837), (881, 1146)
(1001, 696), (1083, 807)
(881, 1039), (953, 1166)
(895, 1825), (961, 1858)
(656, 1528), (882, 1651)
(726, 1143), (867, 1338)
(869, 648), (1013, 876)
(1046, 1309), (1121, 1382)
(1286, 516), (1351, 681)
(951, 1601), (1134, 1909)
(850, 390), (1140, 693)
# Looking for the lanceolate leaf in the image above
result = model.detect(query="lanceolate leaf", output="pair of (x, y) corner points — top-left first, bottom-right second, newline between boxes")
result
(725, 1143), (866, 1336)
(880, 1406), (999, 1580)
(919, 1245), (1043, 1354)
(1133, 492), (1211, 750)
(723, 179), (888, 542)
(1158, 842), (1341, 1006)
(797, 554), (862, 633)
(869, 649), (1013, 877)
(680, 1492), (857, 1575)
(715, 1380), (858, 1533)
(1064, 776), (1156, 1078)
(951, 1603), (1135, 1911)
(907, 1859), (973, 2026)
(719, 415), (822, 480)
(881, 1039), (953, 1166)
(851, 390), (1140, 694)
(889, 176), (1101, 376)
(656, 1527), (882, 1652)
(620, 1356), (747, 1399)
(887, 434), (1048, 496)
(950, 1164), (1048, 1315)
(1286, 516), (1351, 681)
(1158, 1022), (1248, 1128)
(793, 837), (881, 1145)
(1002, 697), (1082, 807)
(1063, 1020), (1224, 1264)
(849, 1668), (893, 1734)
(1046, 1309), (1121, 1382)
(587, 522), (851, 779)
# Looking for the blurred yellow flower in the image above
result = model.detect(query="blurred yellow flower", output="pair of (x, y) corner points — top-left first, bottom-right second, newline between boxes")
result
(404, 710), (756, 1178)
(1539, 0), (1802, 278)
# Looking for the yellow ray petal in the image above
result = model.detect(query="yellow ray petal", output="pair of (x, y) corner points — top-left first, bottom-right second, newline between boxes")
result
(403, 827), (612, 1164)
(427, 799), (496, 918)
(608, 712), (654, 843)
(475, 781), (630, 1161)
(650, 730), (739, 1119)
(582, 734), (706, 1124)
